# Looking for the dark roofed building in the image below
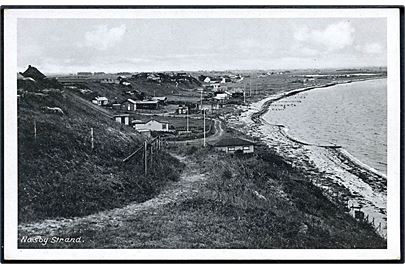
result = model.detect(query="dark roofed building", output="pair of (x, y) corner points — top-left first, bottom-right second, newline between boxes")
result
(213, 137), (255, 154)
(20, 65), (46, 81)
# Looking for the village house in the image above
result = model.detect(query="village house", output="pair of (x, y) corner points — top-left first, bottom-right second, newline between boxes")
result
(56, 76), (92, 85)
(113, 114), (131, 125)
(111, 103), (122, 110)
(121, 99), (137, 111)
(220, 77), (232, 84)
(176, 105), (189, 115)
(211, 82), (221, 92)
(133, 119), (170, 132)
(20, 65), (46, 81)
(147, 73), (161, 82)
(121, 99), (160, 111)
(213, 92), (230, 101)
(203, 77), (211, 83)
(213, 137), (255, 154)
(100, 78), (120, 84)
(151, 96), (167, 105)
(135, 100), (160, 110)
(92, 96), (109, 106)
(77, 72), (93, 76)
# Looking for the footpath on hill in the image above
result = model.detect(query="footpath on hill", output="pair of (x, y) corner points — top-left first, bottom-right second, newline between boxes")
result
(18, 154), (208, 248)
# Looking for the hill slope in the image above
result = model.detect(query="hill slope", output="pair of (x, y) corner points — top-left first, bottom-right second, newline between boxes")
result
(18, 81), (183, 223)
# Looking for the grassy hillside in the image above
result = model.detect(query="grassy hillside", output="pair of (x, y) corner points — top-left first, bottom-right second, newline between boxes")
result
(43, 144), (386, 249)
(18, 85), (183, 223)
(114, 145), (385, 249)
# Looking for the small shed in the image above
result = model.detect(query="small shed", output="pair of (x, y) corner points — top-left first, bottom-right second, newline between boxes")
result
(113, 114), (131, 125)
(92, 96), (109, 106)
(213, 137), (255, 154)
(176, 105), (189, 115)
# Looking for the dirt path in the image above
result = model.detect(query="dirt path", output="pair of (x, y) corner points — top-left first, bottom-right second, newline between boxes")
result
(18, 154), (207, 239)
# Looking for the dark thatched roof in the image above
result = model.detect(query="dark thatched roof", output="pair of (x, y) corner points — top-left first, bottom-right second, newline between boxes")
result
(20, 65), (46, 81)
(213, 137), (255, 147)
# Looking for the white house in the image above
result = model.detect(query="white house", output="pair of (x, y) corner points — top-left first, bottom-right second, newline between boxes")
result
(92, 96), (109, 106)
(203, 77), (211, 83)
(133, 119), (170, 132)
(211, 83), (221, 91)
(151, 96), (167, 104)
(213, 93), (229, 100)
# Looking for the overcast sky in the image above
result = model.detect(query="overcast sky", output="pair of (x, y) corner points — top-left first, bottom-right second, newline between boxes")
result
(17, 18), (386, 73)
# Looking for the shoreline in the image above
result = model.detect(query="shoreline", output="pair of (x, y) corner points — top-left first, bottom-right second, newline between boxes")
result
(226, 77), (387, 238)
(253, 78), (387, 179)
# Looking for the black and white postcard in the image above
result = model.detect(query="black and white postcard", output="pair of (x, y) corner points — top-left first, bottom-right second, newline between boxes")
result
(1, 6), (403, 262)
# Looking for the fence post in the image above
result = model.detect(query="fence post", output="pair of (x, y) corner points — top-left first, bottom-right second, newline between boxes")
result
(34, 120), (37, 141)
(150, 142), (153, 168)
(91, 128), (94, 150)
(144, 141), (148, 175)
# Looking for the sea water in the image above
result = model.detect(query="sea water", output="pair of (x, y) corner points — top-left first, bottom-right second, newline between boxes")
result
(263, 78), (387, 175)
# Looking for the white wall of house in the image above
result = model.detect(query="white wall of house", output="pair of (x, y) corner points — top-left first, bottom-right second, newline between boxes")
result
(114, 116), (130, 125)
(134, 120), (169, 132)
(122, 101), (136, 111)
(214, 93), (229, 100)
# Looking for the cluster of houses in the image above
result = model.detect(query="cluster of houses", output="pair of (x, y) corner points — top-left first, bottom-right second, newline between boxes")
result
(91, 95), (168, 111)
(113, 113), (256, 154)
(112, 114), (171, 137)
(100, 76), (131, 86)
(132, 72), (199, 85)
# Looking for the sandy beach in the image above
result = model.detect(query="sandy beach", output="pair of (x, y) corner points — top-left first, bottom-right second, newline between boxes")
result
(224, 80), (388, 238)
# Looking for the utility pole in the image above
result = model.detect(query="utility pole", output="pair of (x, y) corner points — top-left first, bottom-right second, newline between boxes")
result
(203, 109), (206, 147)
(200, 89), (203, 109)
(249, 77), (252, 97)
(144, 141), (148, 175)
(243, 88), (246, 104)
(186, 107), (189, 132)
(150, 143), (153, 167)
(255, 82), (258, 95)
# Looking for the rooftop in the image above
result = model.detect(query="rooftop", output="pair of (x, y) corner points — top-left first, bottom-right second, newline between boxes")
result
(21, 65), (46, 81)
(132, 119), (169, 124)
(213, 137), (255, 147)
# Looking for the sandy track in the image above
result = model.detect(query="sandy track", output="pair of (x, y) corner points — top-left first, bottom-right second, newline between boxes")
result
(18, 154), (207, 239)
